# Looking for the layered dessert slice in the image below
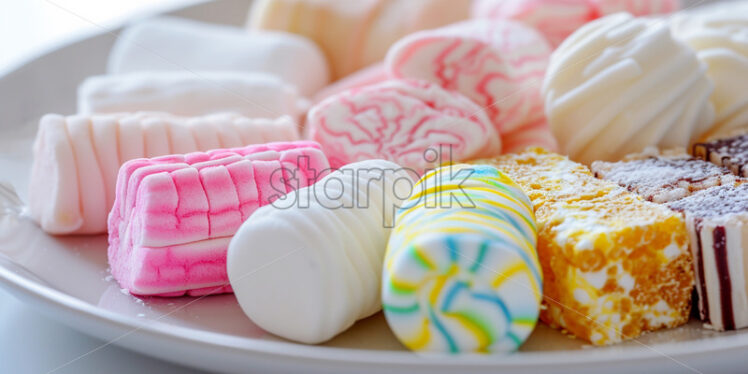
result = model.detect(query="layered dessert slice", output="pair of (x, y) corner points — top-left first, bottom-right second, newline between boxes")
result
(591, 149), (738, 203)
(108, 141), (330, 296)
(473, 148), (693, 345)
(667, 184), (748, 331)
(693, 133), (748, 177)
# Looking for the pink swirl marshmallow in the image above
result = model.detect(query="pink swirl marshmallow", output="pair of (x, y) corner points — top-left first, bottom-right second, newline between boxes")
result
(307, 79), (501, 174)
(386, 19), (557, 152)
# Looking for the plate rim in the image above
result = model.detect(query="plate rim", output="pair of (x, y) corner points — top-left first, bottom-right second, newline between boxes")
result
(1, 252), (748, 369)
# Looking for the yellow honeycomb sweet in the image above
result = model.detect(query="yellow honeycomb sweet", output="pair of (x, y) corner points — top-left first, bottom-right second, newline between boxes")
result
(473, 148), (693, 345)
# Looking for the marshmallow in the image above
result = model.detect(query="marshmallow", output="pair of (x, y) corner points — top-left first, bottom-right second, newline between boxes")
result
(543, 13), (714, 164)
(386, 19), (557, 152)
(671, 2), (748, 140)
(227, 160), (414, 343)
(307, 79), (501, 174)
(472, 0), (679, 47)
(78, 71), (307, 121)
(108, 141), (331, 296)
(248, 0), (471, 79)
(383, 164), (541, 353)
(108, 17), (329, 97)
(28, 112), (299, 235)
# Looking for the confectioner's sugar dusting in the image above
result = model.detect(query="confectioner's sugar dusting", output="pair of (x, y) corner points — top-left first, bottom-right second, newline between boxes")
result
(694, 134), (748, 177)
(668, 184), (748, 220)
(668, 183), (748, 331)
(592, 145), (748, 331)
(592, 156), (736, 203)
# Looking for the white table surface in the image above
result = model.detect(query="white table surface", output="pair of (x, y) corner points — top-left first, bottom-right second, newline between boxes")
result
(0, 2), (212, 372)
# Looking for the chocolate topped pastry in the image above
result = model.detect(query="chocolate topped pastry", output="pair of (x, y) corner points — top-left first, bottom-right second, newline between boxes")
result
(668, 184), (748, 331)
(591, 150), (738, 203)
(693, 133), (748, 177)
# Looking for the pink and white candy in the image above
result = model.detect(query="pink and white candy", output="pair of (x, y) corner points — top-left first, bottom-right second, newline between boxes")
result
(386, 19), (557, 152)
(108, 141), (330, 297)
(29, 112), (300, 235)
(307, 79), (501, 174)
(472, 0), (680, 47)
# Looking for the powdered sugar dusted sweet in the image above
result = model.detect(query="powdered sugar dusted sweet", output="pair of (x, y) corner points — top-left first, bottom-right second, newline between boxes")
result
(591, 154), (737, 203)
(666, 182), (748, 332)
(693, 133), (748, 177)
(668, 183), (748, 220)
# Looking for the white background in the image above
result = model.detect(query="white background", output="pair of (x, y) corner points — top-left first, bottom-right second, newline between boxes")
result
(0, 2), (209, 372)
(0, 0), (184, 74)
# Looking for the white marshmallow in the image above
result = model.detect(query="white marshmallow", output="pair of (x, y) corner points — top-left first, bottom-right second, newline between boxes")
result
(78, 71), (308, 121)
(670, 2), (748, 140)
(227, 160), (415, 344)
(543, 13), (714, 164)
(108, 17), (330, 97)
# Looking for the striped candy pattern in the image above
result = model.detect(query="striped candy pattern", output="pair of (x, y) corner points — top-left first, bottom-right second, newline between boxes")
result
(386, 19), (557, 153)
(108, 141), (330, 296)
(29, 112), (299, 235)
(382, 164), (541, 353)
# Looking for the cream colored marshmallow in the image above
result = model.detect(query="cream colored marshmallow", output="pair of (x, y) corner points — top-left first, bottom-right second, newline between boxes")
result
(671, 2), (748, 140)
(543, 13), (714, 164)
(248, 0), (471, 79)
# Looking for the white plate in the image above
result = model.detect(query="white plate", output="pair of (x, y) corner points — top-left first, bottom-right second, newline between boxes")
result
(1, 0), (747, 373)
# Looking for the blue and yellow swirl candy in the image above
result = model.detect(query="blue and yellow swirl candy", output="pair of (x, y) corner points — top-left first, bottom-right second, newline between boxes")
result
(382, 164), (541, 353)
